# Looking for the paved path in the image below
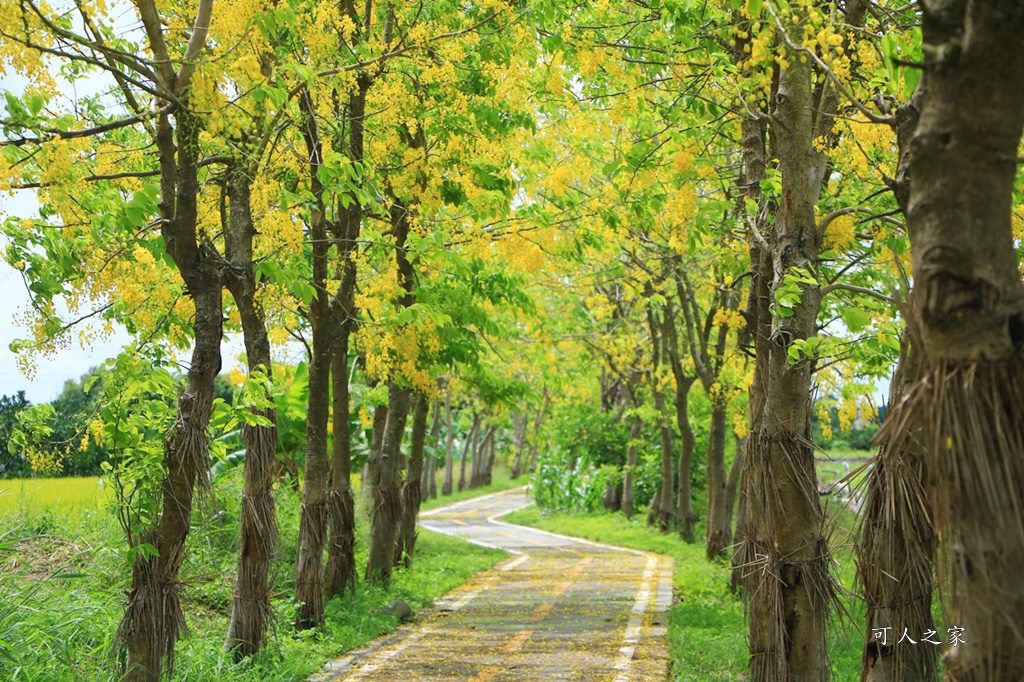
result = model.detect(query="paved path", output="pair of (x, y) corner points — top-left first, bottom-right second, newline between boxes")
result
(311, 488), (674, 682)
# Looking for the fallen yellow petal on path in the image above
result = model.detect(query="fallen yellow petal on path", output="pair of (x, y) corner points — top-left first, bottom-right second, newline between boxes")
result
(311, 488), (673, 681)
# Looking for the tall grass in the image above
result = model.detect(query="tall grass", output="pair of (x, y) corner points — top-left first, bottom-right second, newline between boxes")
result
(0, 476), (107, 519)
(0, 469), (507, 682)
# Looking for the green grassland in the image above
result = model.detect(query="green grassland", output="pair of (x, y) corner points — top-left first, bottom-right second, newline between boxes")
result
(0, 467), (513, 682)
(0, 476), (107, 519)
(0, 461), (523, 518)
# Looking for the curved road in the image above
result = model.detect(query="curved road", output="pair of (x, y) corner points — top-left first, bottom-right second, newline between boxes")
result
(311, 487), (674, 682)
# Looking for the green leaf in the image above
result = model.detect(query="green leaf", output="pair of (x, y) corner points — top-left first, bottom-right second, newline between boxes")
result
(843, 307), (871, 332)
(880, 34), (898, 87)
(26, 95), (45, 116)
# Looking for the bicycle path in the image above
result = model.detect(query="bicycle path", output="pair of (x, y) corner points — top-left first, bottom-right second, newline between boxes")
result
(311, 487), (674, 682)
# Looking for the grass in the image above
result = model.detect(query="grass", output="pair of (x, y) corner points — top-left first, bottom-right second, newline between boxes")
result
(0, 459), (521, 518)
(816, 444), (875, 461)
(0, 476), (107, 520)
(419, 464), (524, 512)
(503, 503), (866, 681)
(0, 466), (509, 682)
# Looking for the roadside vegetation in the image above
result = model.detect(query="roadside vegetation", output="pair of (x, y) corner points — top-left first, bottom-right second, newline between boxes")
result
(0, 469), (507, 682)
(3, 0), (1023, 678)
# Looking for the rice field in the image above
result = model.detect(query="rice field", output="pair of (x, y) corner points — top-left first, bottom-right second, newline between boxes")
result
(0, 476), (107, 517)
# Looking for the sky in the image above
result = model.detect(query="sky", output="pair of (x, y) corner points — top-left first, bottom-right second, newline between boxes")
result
(0, 189), (134, 404)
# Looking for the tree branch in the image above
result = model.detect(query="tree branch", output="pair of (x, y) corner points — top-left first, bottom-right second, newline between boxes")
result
(820, 282), (895, 305)
(176, 0), (215, 92)
(765, 0), (894, 125)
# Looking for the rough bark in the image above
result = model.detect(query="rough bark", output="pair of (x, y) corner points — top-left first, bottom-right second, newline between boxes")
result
(484, 425), (496, 485)
(365, 382), (411, 585)
(223, 169), (278, 659)
(323, 68), (369, 602)
(293, 87), (334, 630)
(511, 408), (528, 480)
(737, 19), (835, 678)
(420, 400), (441, 500)
(645, 306), (674, 532)
(858, 338), (935, 682)
(663, 307), (696, 541)
(470, 423), (494, 489)
(620, 414), (643, 519)
(441, 393), (455, 496)
(324, 349), (357, 600)
(724, 434), (744, 537)
(856, 84), (937, 682)
(896, 3), (1024, 678)
(731, 109), (770, 600)
(704, 400), (730, 560)
(395, 393), (429, 567)
(119, 106), (222, 681)
(458, 413), (480, 493)
(364, 403), (388, 508)
(676, 268), (735, 558)
(602, 481), (622, 512)
(293, 326), (332, 628)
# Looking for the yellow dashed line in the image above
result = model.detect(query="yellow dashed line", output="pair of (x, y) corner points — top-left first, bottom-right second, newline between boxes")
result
(502, 629), (533, 653)
(550, 581), (572, 597)
(530, 601), (556, 622)
(568, 556), (594, 577)
(470, 665), (500, 682)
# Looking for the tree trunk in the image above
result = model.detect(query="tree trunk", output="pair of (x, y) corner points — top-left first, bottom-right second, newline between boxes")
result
(856, 86), (937, 682)
(470, 423), (494, 489)
(511, 408), (528, 479)
(420, 456), (435, 500)
(663, 310), (696, 540)
(365, 382), (411, 586)
(602, 481), (622, 512)
(364, 403), (388, 508)
(896, 4), (1024, 677)
(324, 348), (357, 599)
(738, 25), (834, 679)
(484, 425), (496, 485)
(527, 391), (550, 474)
(621, 415), (642, 519)
(441, 393), (455, 496)
(468, 422), (483, 490)
(458, 413), (479, 493)
(223, 169), (278, 659)
(395, 393), (429, 568)
(705, 400), (730, 560)
(731, 111), (769, 600)
(121, 286), (221, 682)
(858, 338), (935, 682)
(653, 399), (674, 532)
(675, 267), (735, 558)
(420, 400), (441, 500)
(724, 435), (744, 539)
(118, 109), (222, 682)
(323, 67), (368, 602)
(293, 85), (336, 630)
(646, 306), (673, 532)
(293, 326), (332, 628)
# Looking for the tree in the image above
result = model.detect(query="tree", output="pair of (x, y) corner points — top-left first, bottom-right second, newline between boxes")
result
(891, 2), (1024, 677)
(0, 392), (31, 478)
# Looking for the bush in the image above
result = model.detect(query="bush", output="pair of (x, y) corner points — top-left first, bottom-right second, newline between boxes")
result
(846, 424), (880, 450)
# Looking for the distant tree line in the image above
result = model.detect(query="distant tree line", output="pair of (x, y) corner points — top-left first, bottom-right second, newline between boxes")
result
(1, 370), (235, 478)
